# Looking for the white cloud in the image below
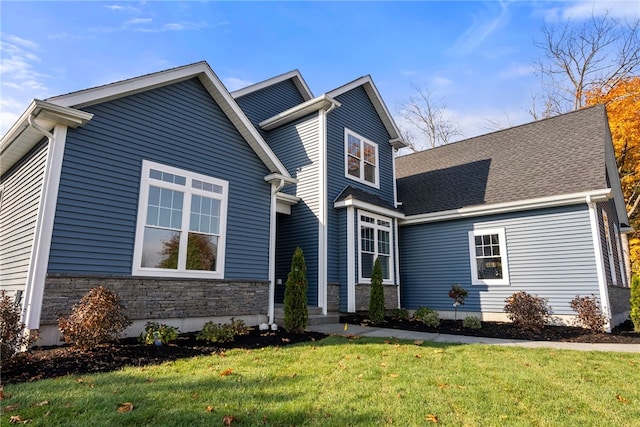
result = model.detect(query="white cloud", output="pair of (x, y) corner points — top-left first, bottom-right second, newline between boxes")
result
(499, 63), (536, 79)
(223, 77), (255, 91)
(134, 21), (207, 33)
(450, 1), (511, 55)
(127, 18), (153, 25)
(542, 0), (640, 22)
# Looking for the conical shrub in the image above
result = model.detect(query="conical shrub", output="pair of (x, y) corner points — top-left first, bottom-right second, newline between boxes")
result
(284, 247), (308, 333)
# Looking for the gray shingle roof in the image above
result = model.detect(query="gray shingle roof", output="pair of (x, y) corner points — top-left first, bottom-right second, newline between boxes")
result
(334, 185), (400, 212)
(396, 105), (610, 216)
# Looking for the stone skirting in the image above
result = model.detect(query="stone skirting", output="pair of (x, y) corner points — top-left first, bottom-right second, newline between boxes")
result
(40, 274), (270, 325)
(354, 284), (399, 312)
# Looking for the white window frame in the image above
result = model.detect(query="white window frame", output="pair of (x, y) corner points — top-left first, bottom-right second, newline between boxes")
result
(344, 128), (379, 188)
(132, 160), (228, 279)
(358, 211), (394, 284)
(468, 227), (510, 286)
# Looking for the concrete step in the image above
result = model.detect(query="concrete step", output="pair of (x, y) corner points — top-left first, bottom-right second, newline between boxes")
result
(274, 306), (341, 327)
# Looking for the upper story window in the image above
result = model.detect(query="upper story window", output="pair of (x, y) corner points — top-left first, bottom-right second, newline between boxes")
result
(359, 211), (393, 284)
(468, 228), (509, 285)
(345, 129), (379, 188)
(133, 160), (228, 279)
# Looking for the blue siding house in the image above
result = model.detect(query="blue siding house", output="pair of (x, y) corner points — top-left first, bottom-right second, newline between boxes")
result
(0, 61), (631, 345)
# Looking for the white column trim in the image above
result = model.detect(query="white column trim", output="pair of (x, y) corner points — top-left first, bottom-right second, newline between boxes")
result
(318, 110), (328, 314)
(347, 205), (356, 312)
(23, 124), (68, 329)
(268, 183), (278, 324)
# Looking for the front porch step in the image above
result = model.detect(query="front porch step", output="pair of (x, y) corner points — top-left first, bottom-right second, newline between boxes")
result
(273, 306), (341, 327)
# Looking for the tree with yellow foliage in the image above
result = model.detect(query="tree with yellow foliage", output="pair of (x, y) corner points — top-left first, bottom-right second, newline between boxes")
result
(586, 76), (640, 274)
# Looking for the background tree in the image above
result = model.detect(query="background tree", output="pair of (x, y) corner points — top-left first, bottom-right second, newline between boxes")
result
(586, 76), (640, 276)
(284, 247), (308, 333)
(398, 86), (462, 151)
(531, 11), (640, 119)
(368, 257), (385, 324)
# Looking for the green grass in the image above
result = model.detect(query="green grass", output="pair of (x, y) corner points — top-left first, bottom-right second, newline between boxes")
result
(2, 336), (639, 426)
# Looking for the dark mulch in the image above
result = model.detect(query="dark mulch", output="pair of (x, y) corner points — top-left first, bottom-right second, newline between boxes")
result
(341, 314), (640, 344)
(1, 328), (327, 386)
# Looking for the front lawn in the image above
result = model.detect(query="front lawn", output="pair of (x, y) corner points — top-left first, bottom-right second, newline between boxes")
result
(2, 336), (638, 426)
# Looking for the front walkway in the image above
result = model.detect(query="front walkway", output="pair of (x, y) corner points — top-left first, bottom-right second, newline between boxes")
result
(307, 323), (640, 353)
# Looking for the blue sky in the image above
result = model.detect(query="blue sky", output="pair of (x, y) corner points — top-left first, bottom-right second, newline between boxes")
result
(1, 1), (638, 141)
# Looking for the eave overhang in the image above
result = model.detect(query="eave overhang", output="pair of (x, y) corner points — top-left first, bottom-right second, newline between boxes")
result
(259, 95), (341, 131)
(399, 189), (613, 226)
(334, 197), (405, 219)
(1, 100), (93, 174)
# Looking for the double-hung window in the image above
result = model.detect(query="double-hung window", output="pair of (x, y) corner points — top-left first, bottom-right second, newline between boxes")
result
(133, 160), (228, 279)
(359, 212), (393, 283)
(345, 129), (379, 187)
(468, 228), (509, 285)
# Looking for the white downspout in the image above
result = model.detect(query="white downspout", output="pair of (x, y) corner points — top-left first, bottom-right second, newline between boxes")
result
(268, 178), (286, 325)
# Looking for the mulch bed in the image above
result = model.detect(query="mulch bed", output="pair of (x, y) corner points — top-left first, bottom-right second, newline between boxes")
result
(3, 318), (639, 386)
(340, 314), (640, 344)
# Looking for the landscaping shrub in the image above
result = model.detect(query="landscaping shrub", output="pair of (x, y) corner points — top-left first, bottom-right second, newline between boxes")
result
(413, 307), (440, 327)
(197, 318), (249, 343)
(284, 247), (308, 333)
(388, 308), (410, 321)
(569, 295), (607, 333)
(503, 291), (551, 332)
(631, 276), (640, 332)
(463, 316), (482, 330)
(448, 284), (468, 320)
(139, 322), (179, 345)
(58, 286), (131, 349)
(368, 257), (385, 324)
(1, 291), (34, 365)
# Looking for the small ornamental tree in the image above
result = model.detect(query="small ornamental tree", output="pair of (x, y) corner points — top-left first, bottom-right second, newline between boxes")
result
(284, 247), (308, 333)
(368, 257), (385, 324)
(448, 284), (468, 320)
(631, 276), (640, 332)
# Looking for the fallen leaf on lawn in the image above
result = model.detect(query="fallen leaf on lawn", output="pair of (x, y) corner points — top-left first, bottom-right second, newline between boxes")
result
(0, 386), (4, 400)
(380, 362), (387, 367)
(616, 394), (629, 404)
(117, 402), (134, 413)
(437, 383), (449, 389)
(344, 323), (349, 331)
(414, 340), (424, 345)
(566, 407), (575, 413)
(4, 404), (20, 411)
(146, 378), (154, 383)
(456, 385), (467, 389)
(389, 374), (399, 378)
(425, 414), (438, 423)
(219, 351), (226, 358)
(222, 414), (236, 425)
(415, 354), (422, 358)
(76, 378), (84, 383)
(9, 415), (31, 424)
(433, 349), (445, 354)
(33, 401), (49, 407)
(205, 405), (214, 412)
(220, 368), (233, 376)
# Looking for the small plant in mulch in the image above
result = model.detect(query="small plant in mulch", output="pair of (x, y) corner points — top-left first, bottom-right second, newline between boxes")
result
(1, 291), (36, 366)
(448, 284), (468, 320)
(463, 316), (482, 330)
(197, 318), (249, 343)
(139, 322), (180, 345)
(58, 286), (131, 349)
(569, 295), (607, 333)
(413, 307), (440, 327)
(504, 291), (551, 333)
(387, 308), (410, 321)
(368, 257), (385, 324)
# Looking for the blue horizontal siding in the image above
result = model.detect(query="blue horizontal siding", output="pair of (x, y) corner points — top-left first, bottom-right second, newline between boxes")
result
(49, 78), (272, 279)
(399, 205), (600, 315)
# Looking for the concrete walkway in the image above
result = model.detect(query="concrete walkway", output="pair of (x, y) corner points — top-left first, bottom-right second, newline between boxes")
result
(308, 323), (640, 353)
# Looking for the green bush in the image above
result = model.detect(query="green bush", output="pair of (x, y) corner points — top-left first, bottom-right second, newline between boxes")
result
(569, 295), (607, 333)
(413, 307), (440, 327)
(284, 247), (308, 333)
(504, 291), (551, 332)
(197, 318), (249, 343)
(388, 308), (410, 321)
(58, 286), (131, 349)
(139, 322), (179, 345)
(368, 257), (385, 324)
(463, 316), (482, 330)
(1, 291), (35, 365)
(631, 276), (640, 331)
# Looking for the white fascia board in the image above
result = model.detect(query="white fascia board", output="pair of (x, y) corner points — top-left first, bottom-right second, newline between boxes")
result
(400, 189), (612, 226)
(231, 69), (314, 101)
(603, 119), (629, 227)
(1, 100), (93, 173)
(334, 197), (405, 219)
(259, 95), (340, 130)
(327, 76), (408, 149)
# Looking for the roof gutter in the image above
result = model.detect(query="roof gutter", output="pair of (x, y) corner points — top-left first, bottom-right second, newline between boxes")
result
(400, 189), (612, 226)
(259, 95), (341, 131)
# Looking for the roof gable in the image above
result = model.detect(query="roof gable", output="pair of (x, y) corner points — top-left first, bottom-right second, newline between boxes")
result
(44, 61), (290, 177)
(396, 105), (626, 223)
(231, 70), (313, 101)
(327, 76), (407, 149)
